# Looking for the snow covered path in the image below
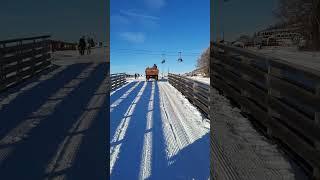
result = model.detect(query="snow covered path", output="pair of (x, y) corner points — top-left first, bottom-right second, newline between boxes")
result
(110, 79), (210, 180)
(0, 49), (108, 179)
(210, 88), (309, 180)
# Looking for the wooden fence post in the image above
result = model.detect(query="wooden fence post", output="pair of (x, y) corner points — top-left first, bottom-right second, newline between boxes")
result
(17, 40), (23, 82)
(0, 44), (4, 91)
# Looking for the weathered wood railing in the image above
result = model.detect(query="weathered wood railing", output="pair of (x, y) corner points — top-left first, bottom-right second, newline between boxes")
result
(0, 35), (52, 91)
(168, 73), (210, 117)
(210, 41), (320, 179)
(50, 40), (77, 51)
(111, 73), (126, 91)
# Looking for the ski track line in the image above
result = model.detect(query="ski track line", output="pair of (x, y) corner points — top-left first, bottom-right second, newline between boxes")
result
(162, 82), (208, 142)
(158, 81), (210, 167)
(139, 82), (155, 180)
(0, 66), (67, 111)
(158, 83), (180, 164)
(110, 81), (141, 112)
(0, 64), (98, 166)
(45, 76), (109, 180)
(160, 82), (192, 149)
(163, 82), (202, 144)
(110, 82), (147, 175)
(158, 82), (193, 161)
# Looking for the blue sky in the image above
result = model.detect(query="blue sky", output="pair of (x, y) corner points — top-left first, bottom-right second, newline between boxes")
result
(110, 0), (210, 75)
(0, 0), (107, 42)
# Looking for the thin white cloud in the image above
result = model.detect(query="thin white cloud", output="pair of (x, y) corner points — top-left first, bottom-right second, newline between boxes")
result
(120, 10), (160, 20)
(120, 32), (146, 43)
(111, 14), (130, 25)
(144, 0), (166, 9)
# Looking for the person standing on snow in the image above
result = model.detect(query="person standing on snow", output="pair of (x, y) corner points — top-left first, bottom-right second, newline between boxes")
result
(78, 36), (86, 56)
(86, 37), (92, 55)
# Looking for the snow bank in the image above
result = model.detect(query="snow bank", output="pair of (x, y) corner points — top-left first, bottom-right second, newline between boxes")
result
(249, 47), (320, 71)
(187, 76), (210, 85)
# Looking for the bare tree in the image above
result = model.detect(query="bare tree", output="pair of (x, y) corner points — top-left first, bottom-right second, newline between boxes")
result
(275, 0), (320, 50)
(196, 47), (210, 76)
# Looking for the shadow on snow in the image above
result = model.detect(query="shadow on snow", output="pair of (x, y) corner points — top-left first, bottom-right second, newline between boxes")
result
(0, 63), (109, 179)
(109, 81), (143, 141)
(110, 82), (210, 180)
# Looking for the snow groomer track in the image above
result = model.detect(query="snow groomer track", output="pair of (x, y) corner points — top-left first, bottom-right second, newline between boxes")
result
(110, 79), (210, 180)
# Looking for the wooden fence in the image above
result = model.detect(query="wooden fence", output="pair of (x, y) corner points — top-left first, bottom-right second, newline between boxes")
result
(50, 40), (77, 51)
(210, 41), (320, 179)
(111, 73), (126, 91)
(168, 73), (210, 117)
(0, 35), (52, 91)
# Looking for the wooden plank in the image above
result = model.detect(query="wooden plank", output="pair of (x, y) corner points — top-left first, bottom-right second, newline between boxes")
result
(193, 98), (209, 115)
(195, 93), (209, 106)
(0, 35), (50, 44)
(269, 75), (320, 111)
(213, 76), (242, 105)
(194, 86), (209, 97)
(214, 65), (242, 94)
(2, 47), (48, 65)
(240, 80), (268, 108)
(269, 96), (320, 143)
(239, 96), (269, 126)
(269, 60), (320, 94)
(2, 54), (50, 75)
(1, 41), (46, 55)
(269, 117), (320, 169)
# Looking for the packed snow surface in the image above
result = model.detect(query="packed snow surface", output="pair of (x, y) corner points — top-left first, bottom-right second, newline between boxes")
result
(249, 47), (320, 71)
(187, 76), (210, 85)
(110, 79), (210, 180)
(52, 47), (108, 65)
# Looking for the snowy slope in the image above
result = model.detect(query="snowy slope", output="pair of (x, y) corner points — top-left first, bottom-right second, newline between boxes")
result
(249, 47), (320, 71)
(110, 79), (210, 180)
(187, 76), (210, 85)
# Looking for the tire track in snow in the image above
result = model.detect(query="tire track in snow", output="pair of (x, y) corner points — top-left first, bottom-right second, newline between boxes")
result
(139, 81), (155, 180)
(0, 64), (98, 166)
(158, 81), (209, 165)
(158, 82), (193, 161)
(162, 82), (208, 143)
(110, 81), (141, 112)
(158, 83), (184, 160)
(110, 81), (147, 175)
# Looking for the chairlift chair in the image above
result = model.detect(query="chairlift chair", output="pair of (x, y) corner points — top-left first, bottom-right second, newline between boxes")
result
(178, 52), (183, 62)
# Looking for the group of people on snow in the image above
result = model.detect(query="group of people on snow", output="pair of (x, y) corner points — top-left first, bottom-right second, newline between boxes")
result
(78, 36), (95, 56)
(134, 73), (140, 79)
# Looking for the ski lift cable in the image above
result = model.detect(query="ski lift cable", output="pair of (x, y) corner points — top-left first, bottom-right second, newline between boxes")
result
(110, 51), (200, 56)
(110, 48), (202, 54)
